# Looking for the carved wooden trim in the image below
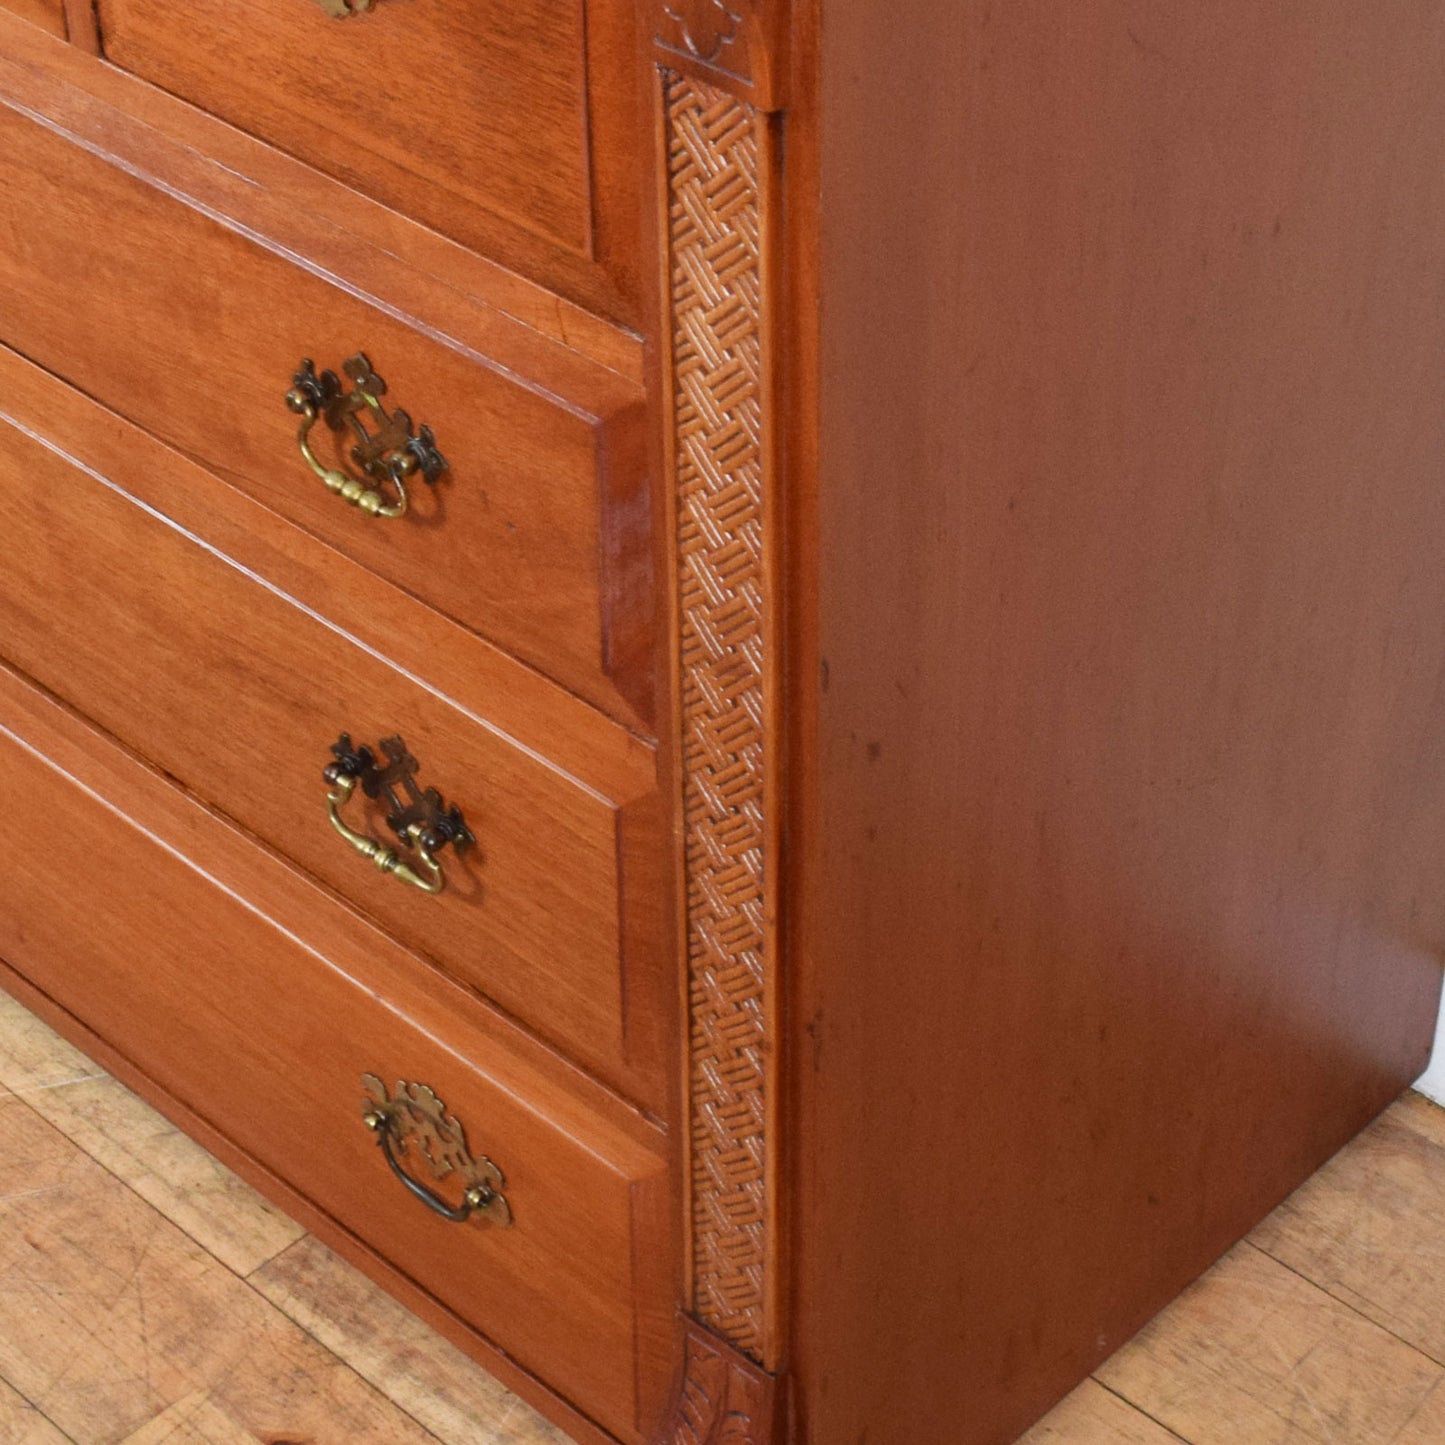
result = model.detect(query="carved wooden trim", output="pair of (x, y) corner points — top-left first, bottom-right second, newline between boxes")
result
(665, 71), (775, 1364)
(651, 0), (789, 109)
(660, 1317), (781, 1444)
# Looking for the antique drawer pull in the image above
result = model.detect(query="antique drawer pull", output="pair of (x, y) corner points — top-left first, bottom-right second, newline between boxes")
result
(361, 1075), (513, 1228)
(285, 354), (446, 519)
(323, 734), (473, 896)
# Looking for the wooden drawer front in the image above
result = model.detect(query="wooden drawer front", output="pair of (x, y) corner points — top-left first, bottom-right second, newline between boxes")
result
(0, 87), (652, 729)
(1, 0), (62, 35)
(0, 665), (673, 1442)
(95, 0), (643, 317)
(0, 350), (667, 1107)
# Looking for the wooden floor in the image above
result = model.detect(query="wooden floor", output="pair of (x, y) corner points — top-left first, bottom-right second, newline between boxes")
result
(0, 990), (1440, 1444)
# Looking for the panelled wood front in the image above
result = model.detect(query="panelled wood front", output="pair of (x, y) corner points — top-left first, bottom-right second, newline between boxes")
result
(0, 57), (654, 730)
(0, 3), (795, 1438)
(0, 663), (675, 1443)
(0, 351), (669, 1111)
(95, 0), (648, 320)
(0, 0), (62, 35)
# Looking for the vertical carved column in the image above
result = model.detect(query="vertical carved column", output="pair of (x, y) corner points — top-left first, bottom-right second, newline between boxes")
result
(664, 1317), (781, 1444)
(666, 70), (773, 1365)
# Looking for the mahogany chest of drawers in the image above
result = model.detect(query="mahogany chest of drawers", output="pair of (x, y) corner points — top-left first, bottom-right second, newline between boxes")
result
(1, 4), (1443, 1443)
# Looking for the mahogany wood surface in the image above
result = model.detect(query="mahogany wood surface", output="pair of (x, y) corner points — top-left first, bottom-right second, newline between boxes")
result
(0, 0), (61, 36)
(0, 961), (621, 1445)
(0, 347), (670, 1112)
(3, 1), (1444, 1440)
(95, 0), (646, 322)
(789, 4), (1445, 1443)
(0, 14), (637, 377)
(0, 33), (655, 730)
(0, 660), (677, 1445)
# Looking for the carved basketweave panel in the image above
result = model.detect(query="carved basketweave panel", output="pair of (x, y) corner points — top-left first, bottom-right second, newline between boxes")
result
(666, 72), (770, 1363)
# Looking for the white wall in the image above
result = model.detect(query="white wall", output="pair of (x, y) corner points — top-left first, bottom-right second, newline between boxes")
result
(1418, 993), (1445, 1105)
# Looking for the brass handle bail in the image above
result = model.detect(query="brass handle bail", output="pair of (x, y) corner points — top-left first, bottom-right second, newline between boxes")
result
(323, 734), (473, 896)
(286, 355), (446, 519)
(361, 1075), (513, 1228)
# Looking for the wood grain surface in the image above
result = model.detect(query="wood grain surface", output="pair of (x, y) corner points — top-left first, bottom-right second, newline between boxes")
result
(1097, 1244), (1441, 1445)
(0, 988), (604, 1445)
(1016, 1381), (1182, 1445)
(95, 0), (646, 319)
(1, 950), (1443, 1443)
(0, 347), (669, 1107)
(252, 1235), (572, 1445)
(0, 0), (62, 35)
(0, 42), (654, 728)
(0, 662), (677, 1444)
(790, 3), (1445, 1441)
(0, 1093), (445, 1443)
(1248, 1091), (1445, 1364)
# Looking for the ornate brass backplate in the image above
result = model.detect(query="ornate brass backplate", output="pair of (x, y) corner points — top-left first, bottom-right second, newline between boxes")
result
(286, 354), (446, 518)
(361, 1075), (513, 1227)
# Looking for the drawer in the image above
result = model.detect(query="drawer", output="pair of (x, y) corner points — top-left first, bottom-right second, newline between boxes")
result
(0, 71), (653, 729)
(1, 0), (62, 35)
(0, 662), (675, 1443)
(94, 0), (644, 317)
(0, 348), (669, 1108)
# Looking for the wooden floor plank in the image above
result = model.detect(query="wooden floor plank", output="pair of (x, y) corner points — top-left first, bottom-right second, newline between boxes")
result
(0, 1376), (73, 1445)
(1250, 1091), (1445, 1367)
(0, 1095), (445, 1445)
(1397, 1090), (1445, 1149)
(5, 992), (1442, 1445)
(1096, 1242), (1442, 1444)
(1393, 1375), (1445, 1444)
(1015, 1378), (1185, 1443)
(114, 1392), (258, 1444)
(0, 993), (105, 1096)
(21, 1075), (304, 1279)
(251, 1235), (569, 1445)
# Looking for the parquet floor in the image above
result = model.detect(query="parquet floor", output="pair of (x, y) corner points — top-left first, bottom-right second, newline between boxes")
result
(0, 987), (1440, 1444)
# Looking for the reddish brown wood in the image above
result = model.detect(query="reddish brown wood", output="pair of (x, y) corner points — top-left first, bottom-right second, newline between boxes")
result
(0, 962), (625, 1445)
(0, 660), (678, 1445)
(0, 348), (670, 1111)
(95, 0), (647, 321)
(59, 0), (95, 47)
(0, 13), (639, 381)
(648, 0), (790, 108)
(0, 964), (625, 1445)
(4, 2), (1445, 1441)
(0, 30), (654, 730)
(0, 0), (63, 35)
(654, 1316), (782, 1444)
(789, 4), (1445, 1443)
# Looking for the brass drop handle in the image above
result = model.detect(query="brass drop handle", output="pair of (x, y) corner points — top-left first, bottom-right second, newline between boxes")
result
(361, 1075), (513, 1228)
(323, 734), (473, 896)
(285, 354), (446, 519)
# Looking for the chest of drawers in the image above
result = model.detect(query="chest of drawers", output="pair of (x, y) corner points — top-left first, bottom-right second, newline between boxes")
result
(2, 5), (1443, 1443)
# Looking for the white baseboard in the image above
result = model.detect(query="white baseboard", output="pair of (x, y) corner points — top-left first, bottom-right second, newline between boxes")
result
(1417, 989), (1445, 1105)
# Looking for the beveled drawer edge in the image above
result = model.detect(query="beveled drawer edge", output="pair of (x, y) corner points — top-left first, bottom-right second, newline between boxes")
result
(0, 345), (658, 798)
(0, 961), (620, 1445)
(0, 663), (678, 1437)
(0, 14), (645, 402)
(0, 655), (666, 1163)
